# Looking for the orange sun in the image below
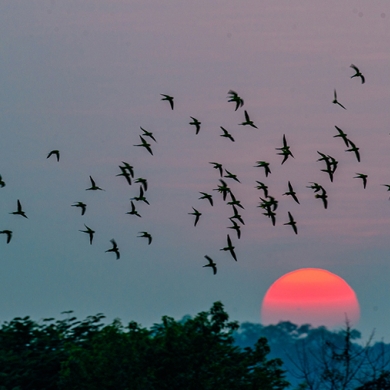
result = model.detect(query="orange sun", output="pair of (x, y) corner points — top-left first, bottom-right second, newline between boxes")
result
(261, 268), (360, 327)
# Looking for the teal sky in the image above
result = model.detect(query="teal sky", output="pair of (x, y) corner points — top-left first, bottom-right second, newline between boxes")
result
(1, 1), (390, 341)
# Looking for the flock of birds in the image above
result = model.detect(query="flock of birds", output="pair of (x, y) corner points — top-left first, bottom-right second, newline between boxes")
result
(1, 64), (382, 275)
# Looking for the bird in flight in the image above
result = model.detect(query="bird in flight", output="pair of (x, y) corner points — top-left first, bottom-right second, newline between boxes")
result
(79, 224), (95, 245)
(230, 205), (245, 225)
(314, 189), (328, 209)
(131, 186), (149, 205)
(134, 135), (153, 156)
(189, 207), (202, 226)
(213, 179), (231, 201)
(334, 126), (350, 147)
(0, 230), (12, 244)
(161, 94), (174, 110)
(227, 192), (244, 210)
(354, 173), (368, 189)
(126, 201), (141, 217)
(140, 127), (157, 143)
(189, 117), (201, 135)
(227, 90), (244, 111)
(203, 255), (217, 275)
(86, 176), (104, 191)
(239, 110), (258, 128)
(283, 181), (300, 204)
(254, 161), (271, 177)
(135, 177), (148, 192)
(72, 202), (87, 216)
(0, 175), (5, 188)
(116, 166), (132, 186)
(224, 169), (240, 183)
(350, 64), (365, 84)
(121, 162), (134, 178)
(47, 150), (60, 162)
(106, 239), (120, 260)
(333, 89), (346, 110)
(227, 219), (241, 239)
(220, 126), (235, 142)
(199, 192), (213, 206)
(138, 231), (152, 245)
(209, 162), (223, 177)
(10, 200), (28, 219)
(345, 140), (360, 162)
(284, 211), (298, 235)
(276, 134), (294, 165)
(255, 181), (269, 198)
(220, 234), (237, 261)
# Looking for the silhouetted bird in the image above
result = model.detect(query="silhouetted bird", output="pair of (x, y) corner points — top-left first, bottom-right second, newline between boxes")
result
(127, 201), (141, 217)
(227, 90), (244, 111)
(10, 200), (28, 219)
(138, 231), (152, 245)
(199, 192), (213, 206)
(254, 161), (271, 177)
(106, 239), (120, 259)
(189, 117), (201, 135)
(209, 162), (223, 177)
(224, 169), (240, 183)
(0, 230), (12, 244)
(314, 189), (328, 209)
(47, 150), (60, 161)
(79, 224), (95, 245)
(230, 205), (245, 225)
(354, 173), (368, 189)
(333, 89), (346, 110)
(350, 64), (365, 84)
(135, 178), (148, 192)
(276, 134), (294, 164)
(220, 234), (237, 261)
(134, 135), (153, 155)
(121, 162), (134, 178)
(86, 176), (104, 191)
(161, 94), (174, 110)
(220, 126), (235, 142)
(72, 202), (86, 216)
(239, 110), (258, 128)
(345, 140), (360, 162)
(189, 207), (202, 226)
(131, 186), (149, 205)
(227, 192), (244, 209)
(255, 181), (269, 197)
(283, 181), (300, 204)
(203, 255), (217, 275)
(116, 166), (132, 185)
(284, 211), (298, 234)
(140, 127), (157, 142)
(334, 126), (350, 147)
(228, 219), (241, 239)
(213, 179), (231, 201)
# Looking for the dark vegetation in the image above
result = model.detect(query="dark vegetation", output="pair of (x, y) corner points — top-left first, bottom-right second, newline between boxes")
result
(0, 302), (389, 389)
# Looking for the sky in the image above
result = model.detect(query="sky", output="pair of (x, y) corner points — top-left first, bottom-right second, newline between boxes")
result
(1, 0), (390, 341)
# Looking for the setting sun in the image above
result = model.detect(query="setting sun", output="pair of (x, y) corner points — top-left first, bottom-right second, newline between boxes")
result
(261, 268), (360, 327)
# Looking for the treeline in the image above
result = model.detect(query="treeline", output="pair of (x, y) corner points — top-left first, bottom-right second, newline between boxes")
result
(1, 302), (390, 389)
(0, 302), (288, 390)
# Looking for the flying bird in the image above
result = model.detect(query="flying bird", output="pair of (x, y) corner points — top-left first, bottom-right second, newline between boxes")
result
(350, 64), (365, 84)
(86, 176), (104, 191)
(199, 192), (213, 206)
(333, 89), (346, 110)
(284, 211), (298, 234)
(220, 234), (237, 261)
(131, 186), (149, 205)
(230, 205), (245, 225)
(161, 94), (174, 110)
(276, 134), (294, 164)
(138, 231), (152, 245)
(10, 200), (28, 219)
(227, 90), (244, 111)
(106, 239), (120, 260)
(345, 140), (360, 162)
(140, 127), (157, 143)
(224, 169), (240, 183)
(314, 189), (328, 209)
(220, 126), (235, 142)
(209, 162), (223, 177)
(213, 179), (231, 201)
(79, 224), (95, 245)
(239, 110), (258, 129)
(47, 150), (60, 161)
(0, 230), (12, 244)
(72, 202), (87, 216)
(189, 207), (202, 226)
(116, 166), (132, 185)
(254, 161), (271, 177)
(334, 126), (350, 147)
(255, 181), (269, 198)
(227, 192), (244, 209)
(283, 181), (300, 204)
(135, 177), (148, 192)
(203, 255), (217, 275)
(126, 201), (141, 217)
(121, 162), (135, 178)
(189, 117), (201, 135)
(134, 135), (153, 155)
(354, 173), (368, 189)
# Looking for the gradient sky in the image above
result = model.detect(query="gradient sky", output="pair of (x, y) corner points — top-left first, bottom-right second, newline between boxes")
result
(1, 1), (390, 341)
